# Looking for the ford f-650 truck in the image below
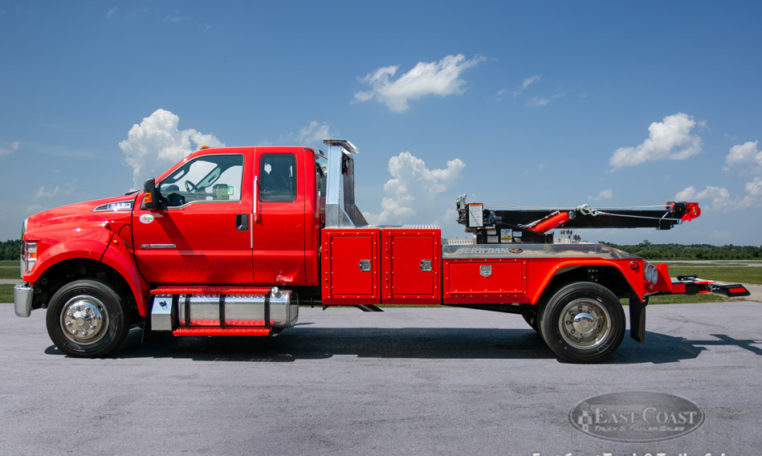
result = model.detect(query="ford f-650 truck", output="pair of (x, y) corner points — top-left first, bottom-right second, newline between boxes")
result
(14, 139), (749, 362)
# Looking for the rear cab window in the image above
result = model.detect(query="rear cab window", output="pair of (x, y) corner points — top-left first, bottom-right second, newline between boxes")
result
(260, 153), (297, 203)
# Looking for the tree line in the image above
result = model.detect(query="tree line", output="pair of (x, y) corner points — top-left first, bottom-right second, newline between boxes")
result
(0, 240), (22, 260)
(601, 241), (762, 260)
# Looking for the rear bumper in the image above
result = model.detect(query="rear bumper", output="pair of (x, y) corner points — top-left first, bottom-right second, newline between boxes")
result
(13, 284), (33, 317)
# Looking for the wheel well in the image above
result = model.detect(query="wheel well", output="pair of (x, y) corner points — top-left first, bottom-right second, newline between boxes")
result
(535, 265), (633, 309)
(34, 259), (139, 323)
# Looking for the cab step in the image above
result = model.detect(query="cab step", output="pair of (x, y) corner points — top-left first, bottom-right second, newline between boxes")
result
(172, 327), (272, 336)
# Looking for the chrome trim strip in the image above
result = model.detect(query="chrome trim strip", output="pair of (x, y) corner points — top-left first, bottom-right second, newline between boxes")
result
(14, 284), (33, 317)
(158, 198), (243, 210)
(140, 244), (177, 250)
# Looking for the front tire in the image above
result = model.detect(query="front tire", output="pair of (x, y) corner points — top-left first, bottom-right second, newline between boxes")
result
(46, 279), (130, 357)
(539, 282), (625, 363)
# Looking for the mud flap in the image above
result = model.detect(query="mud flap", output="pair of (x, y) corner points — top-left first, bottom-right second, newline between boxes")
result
(629, 296), (647, 344)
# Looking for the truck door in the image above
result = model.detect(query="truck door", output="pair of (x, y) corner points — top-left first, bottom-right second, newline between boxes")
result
(252, 149), (306, 285)
(132, 152), (254, 284)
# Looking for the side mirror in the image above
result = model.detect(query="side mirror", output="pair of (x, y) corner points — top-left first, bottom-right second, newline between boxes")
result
(143, 178), (160, 210)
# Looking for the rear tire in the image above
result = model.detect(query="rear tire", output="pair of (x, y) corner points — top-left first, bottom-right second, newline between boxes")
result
(46, 279), (130, 357)
(539, 282), (625, 363)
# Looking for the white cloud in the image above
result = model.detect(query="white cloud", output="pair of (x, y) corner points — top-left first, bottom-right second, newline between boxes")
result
(34, 180), (76, 200)
(295, 121), (332, 145)
(34, 186), (63, 199)
(119, 108), (225, 188)
(0, 141), (20, 156)
(165, 12), (189, 23)
(364, 152), (465, 226)
(609, 113), (702, 170)
(513, 75), (541, 96)
(354, 54), (485, 112)
(675, 185), (733, 209)
(588, 189), (613, 201)
(525, 92), (565, 108)
(724, 140), (761, 172)
(678, 140), (762, 211)
(526, 96), (550, 107)
(741, 176), (762, 208)
(106, 7), (118, 17)
(26, 204), (43, 215)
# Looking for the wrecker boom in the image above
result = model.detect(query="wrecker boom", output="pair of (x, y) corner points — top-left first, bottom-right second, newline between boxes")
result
(457, 196), (702, 244)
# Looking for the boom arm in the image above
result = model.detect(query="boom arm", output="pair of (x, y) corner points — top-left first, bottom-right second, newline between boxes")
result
(456, 196), (701, 244)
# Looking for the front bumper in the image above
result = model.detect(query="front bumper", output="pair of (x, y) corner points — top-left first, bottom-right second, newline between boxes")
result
(14, 284), (33, 317)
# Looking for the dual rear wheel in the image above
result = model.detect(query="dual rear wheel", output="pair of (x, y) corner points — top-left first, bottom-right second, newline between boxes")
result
(534, 282), (626, 363)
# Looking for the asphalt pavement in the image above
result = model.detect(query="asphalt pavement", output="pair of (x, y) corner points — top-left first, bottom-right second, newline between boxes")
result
(1, 301), (760, 456)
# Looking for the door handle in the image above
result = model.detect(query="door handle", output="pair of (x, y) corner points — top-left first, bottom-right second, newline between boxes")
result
(253, 175), (259, 222)
(236, 214), (249, 231)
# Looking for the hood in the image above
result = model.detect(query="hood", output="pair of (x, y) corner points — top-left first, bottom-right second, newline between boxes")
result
(24, 194), (138, 238)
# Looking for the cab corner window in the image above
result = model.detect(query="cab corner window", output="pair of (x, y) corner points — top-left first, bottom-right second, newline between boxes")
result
(260, 154), (297, 203)
(158, 154), (243, 207)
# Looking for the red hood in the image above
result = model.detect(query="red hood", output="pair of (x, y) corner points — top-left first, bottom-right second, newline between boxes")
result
(24, 194), (137, 239)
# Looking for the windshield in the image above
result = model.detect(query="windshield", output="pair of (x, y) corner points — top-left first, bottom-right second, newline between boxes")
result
(158, 154), (243, 207)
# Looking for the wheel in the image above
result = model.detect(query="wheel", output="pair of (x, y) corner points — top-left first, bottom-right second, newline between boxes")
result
(539, 282), (625, 363)
(46, 279), (130, 357)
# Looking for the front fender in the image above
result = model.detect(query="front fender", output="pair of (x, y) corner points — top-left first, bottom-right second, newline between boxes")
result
(101, 239), (150, 316)
(24, 229), (114, 283)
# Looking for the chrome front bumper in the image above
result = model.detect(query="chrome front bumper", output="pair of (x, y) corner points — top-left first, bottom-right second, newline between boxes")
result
(14, 284), (33, 317)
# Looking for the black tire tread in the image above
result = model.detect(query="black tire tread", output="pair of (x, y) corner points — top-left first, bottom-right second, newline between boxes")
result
(45, 279), (130, 358)
(539, 281), (625, 363)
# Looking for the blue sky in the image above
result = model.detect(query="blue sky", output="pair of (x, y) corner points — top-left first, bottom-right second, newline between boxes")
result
(1, 1), (760, 245)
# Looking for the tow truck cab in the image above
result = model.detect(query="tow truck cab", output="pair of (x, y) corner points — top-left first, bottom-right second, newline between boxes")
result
(133, 146), (322, 288)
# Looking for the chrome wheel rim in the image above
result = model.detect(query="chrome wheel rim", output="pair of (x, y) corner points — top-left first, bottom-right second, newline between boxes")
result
(558, 298), (611, 349)
(60, 295), (109, 345)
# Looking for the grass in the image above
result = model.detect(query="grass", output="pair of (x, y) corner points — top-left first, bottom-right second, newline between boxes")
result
(643, 294), (732, 305)
(0, 260), (20, 280)
(664, 264), (762, 285)
(0, 284), (14, 303)
(0, 267), (20, 279)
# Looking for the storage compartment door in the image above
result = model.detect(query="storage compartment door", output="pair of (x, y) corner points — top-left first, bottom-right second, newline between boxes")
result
(322, 229), (380, 304)
(443, 259), (526, 304)
(383, 229), (441, 304)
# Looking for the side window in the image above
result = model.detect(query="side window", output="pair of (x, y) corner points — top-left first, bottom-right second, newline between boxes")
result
(159, 154), (244, 207)
(259, 154), (296, 202)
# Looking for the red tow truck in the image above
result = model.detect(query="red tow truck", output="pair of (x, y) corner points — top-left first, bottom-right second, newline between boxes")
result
(14, 139), (749, 362)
